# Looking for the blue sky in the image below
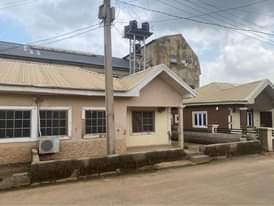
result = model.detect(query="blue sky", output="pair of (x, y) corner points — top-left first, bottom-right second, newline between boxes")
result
(1, 0), (274, 86)
(0, 17), (30, 43)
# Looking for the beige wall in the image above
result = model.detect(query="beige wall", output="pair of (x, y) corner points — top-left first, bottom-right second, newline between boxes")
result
(254, 111), (261, 128)
(0, 76), (184, 165)
(231, 110), (241, 129)
(272, 110), (274, 128)
(126, 108), (170, 147)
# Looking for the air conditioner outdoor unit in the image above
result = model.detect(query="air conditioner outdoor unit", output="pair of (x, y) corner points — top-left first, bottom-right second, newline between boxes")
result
(39, 136), (60, 154)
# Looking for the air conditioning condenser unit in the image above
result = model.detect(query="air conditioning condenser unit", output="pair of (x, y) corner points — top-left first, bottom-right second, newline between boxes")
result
(39, 136), (60, 154)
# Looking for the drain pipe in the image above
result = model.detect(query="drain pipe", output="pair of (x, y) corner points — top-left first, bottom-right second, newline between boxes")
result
(33, 97), (43, 138)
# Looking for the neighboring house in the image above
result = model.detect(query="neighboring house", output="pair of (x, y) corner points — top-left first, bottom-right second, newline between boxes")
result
(0, 41), (130, 77)
(124, 34), (201, 89)
(183, 80), (274, 135)
(0, 58), (195, 166)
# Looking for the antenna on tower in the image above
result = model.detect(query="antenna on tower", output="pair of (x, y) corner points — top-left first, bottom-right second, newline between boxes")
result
(124, 20), (153, 74)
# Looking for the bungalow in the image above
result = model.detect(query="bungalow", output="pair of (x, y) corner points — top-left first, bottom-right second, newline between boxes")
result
(0, 58), (195, 166)
(183, 79), (274, 136)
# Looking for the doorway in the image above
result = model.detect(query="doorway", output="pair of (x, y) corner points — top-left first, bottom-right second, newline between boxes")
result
(260, 112), (273, 127)
(170, 108), (179, 142)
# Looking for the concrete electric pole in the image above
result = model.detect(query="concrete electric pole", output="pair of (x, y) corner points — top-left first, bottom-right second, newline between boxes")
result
(98, 0), (116, 155)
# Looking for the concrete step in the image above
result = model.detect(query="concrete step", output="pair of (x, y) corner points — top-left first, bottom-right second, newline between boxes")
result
(189, 154), (212, 164)
(184, 149), (203, 160)
(155, 160), (194, 170)
(0, 172), (30, 190)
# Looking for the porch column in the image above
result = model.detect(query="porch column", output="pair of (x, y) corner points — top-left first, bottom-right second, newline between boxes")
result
(240, 107), (248, 138)
(272, 109), (274, 128)
(178, 106), (185, 149)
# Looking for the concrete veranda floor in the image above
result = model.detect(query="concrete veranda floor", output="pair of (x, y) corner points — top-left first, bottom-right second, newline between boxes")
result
(1, 154), (274, 205)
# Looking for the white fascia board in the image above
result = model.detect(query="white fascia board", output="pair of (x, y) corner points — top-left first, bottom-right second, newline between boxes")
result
(161, 65), (197, 97)
(184, 101), (248, 107)
(0, 85), (138, 97)
(125, 65), (197, 97)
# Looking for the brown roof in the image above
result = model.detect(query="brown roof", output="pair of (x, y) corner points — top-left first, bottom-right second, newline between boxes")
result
(184, 79), (274, 106)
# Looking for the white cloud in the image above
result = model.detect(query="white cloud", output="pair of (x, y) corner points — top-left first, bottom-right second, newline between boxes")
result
(201, 34), (274, 85)
(1, 0), (274, 85)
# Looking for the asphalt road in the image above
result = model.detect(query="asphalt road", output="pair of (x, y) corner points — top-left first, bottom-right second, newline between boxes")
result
(1, 154), (274, 205)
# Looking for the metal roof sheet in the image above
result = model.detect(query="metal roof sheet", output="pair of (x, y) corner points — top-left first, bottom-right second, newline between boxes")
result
(0, 41), (129, 71)
(0, 59), (196, 97)
(184, 80), (273, 105)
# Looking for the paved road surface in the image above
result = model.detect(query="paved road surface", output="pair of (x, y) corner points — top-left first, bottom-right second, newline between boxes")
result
(1, 154), (274, 205)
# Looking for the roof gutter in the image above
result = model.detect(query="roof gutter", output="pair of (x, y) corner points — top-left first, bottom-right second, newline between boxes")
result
(0, 85), (138, 97)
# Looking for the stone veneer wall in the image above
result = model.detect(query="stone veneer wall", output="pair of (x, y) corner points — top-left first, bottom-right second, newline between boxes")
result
(0, 139), (127, 166)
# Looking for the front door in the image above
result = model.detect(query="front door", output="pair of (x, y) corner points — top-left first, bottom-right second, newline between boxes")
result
(260, 112), (273, 127)
(170, 108), (179, 141)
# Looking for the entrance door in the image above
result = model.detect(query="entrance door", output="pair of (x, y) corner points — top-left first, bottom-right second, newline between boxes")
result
(260, 112), (273, 127)
(170, 108), (179, 141)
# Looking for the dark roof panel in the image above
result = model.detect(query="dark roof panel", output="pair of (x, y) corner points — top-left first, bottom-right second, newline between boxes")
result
(0, 41), (129, 71)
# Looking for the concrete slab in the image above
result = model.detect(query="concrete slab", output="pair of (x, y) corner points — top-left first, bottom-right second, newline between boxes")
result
(190, 154), (212, 164)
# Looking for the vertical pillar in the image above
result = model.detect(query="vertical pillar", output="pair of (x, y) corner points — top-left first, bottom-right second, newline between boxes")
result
(240, 107), (248, 138)
(99, 0), (116, 155)
(133, 34), (136, 73)
(143, 37), (146, 70)
(272, 109), (274, 128)
(129, 39), (132, 74)
(178, 106), (184, 149)
(259, 128), (273, 152)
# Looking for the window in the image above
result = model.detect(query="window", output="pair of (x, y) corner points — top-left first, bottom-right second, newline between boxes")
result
(85, 110), (106, 135)
(0, 110), (31, 138)
(132, 111), (155, 133)
(40, 110), (68, 136)
(247, 111), (253, 127)
(192, 111), (207, 128)
(170, 58), (177, 64)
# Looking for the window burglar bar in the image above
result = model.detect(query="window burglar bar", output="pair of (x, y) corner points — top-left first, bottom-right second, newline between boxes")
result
(40, 110), (68, 136)
(132, 111), (155, 133)
(0, 110), (31, 138)
(85, 110), (106, 135)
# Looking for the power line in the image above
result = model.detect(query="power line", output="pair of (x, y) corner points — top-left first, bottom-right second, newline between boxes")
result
(0, 23), (101, 53)
(118, 0), (274, 36)
(202, 0), (269, 30)
(0, 0), (34, 10)
(170, 0), (274, 45)
(36, 25), (102, 46)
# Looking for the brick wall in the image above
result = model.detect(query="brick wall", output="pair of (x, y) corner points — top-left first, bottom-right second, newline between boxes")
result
(0, 138), (127, 166)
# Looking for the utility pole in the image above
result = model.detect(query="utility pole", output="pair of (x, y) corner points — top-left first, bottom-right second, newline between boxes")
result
(99, 0), (116, 155)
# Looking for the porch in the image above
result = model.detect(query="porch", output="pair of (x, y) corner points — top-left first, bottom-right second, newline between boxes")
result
(125, 106), (184, 149)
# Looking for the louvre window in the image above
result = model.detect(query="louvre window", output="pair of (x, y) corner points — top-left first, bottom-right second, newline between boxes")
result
(40, 110), (68, 136)
(193, 111), (207, 128)
(247, 111), (253, 127)
(85, 110), (106, 135)
(0, 110), (31, 138)
(132, 111), (155, 133)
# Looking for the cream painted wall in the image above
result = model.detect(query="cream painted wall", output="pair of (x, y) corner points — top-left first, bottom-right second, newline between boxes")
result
(0, 76), (185, 147)
(126, 108), (170, 147)
(231, 110), (241, 129)
(254, 111), (261, 128)
(272, 109), (274, 128)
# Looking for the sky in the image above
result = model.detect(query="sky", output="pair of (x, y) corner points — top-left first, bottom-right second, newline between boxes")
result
(1, 0), (274, 86)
